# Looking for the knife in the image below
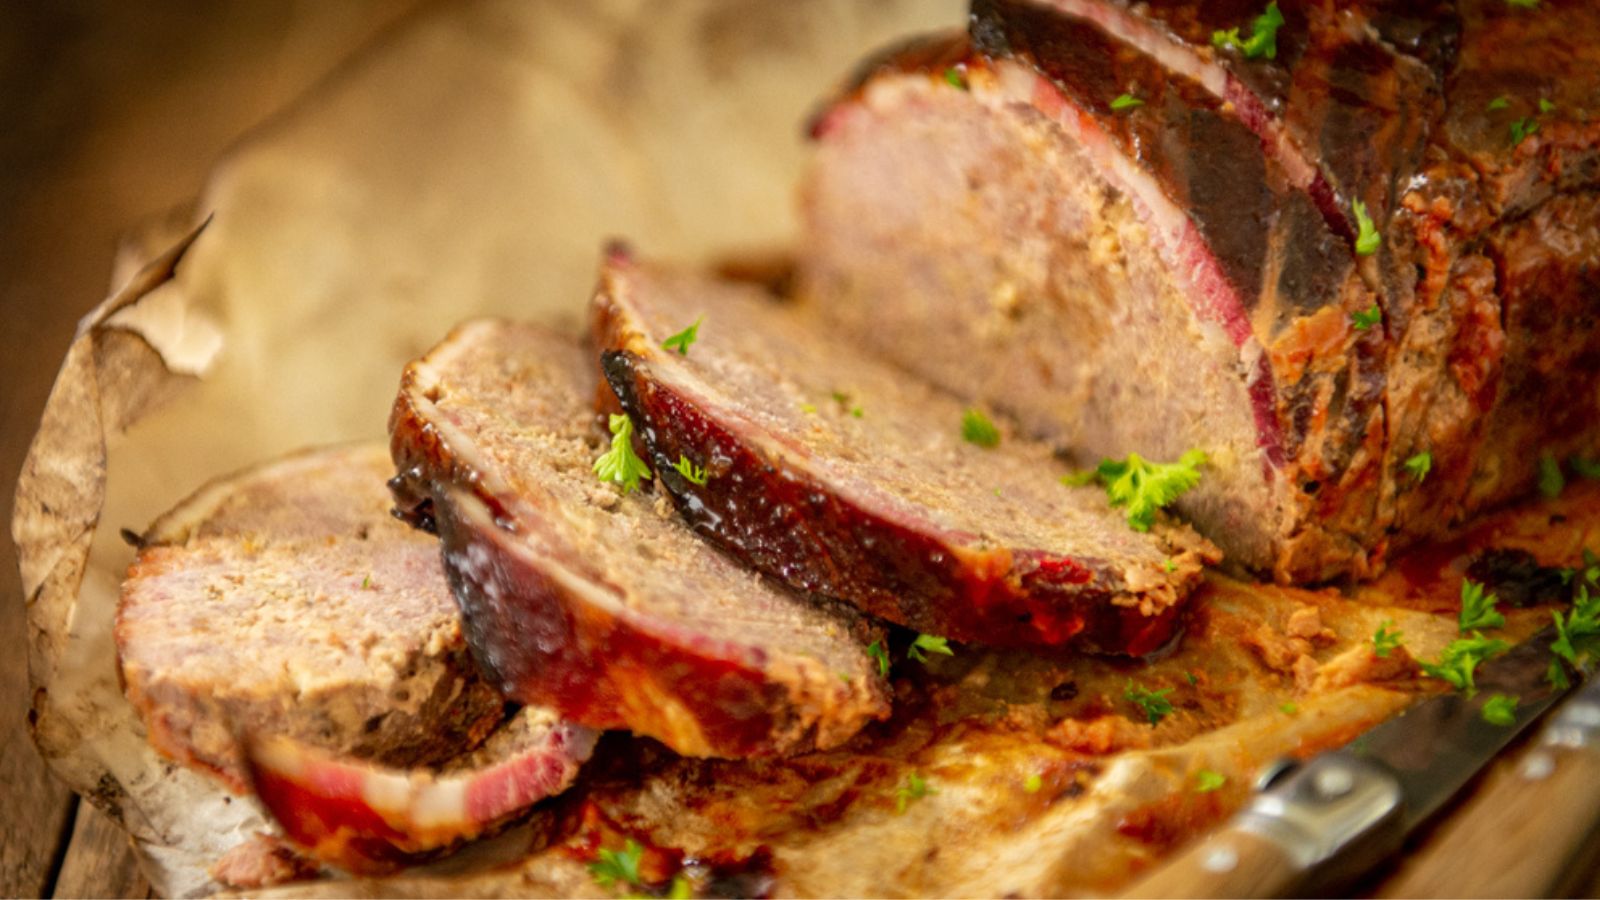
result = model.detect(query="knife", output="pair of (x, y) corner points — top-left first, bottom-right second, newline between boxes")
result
(1123, 627), (1574, 898)
(1379, 665), (1600, 897)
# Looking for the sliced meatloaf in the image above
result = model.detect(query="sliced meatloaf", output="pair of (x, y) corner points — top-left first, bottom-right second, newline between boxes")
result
(592, 249), (1218, 654)
(798, 0), (1600, 582)
(388, 321), (891, 758)
(247, 705), (597, 875)
(116, 445), (506, 793)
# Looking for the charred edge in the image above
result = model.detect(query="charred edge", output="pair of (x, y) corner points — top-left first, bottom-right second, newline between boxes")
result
(599, 349), (1180, 654)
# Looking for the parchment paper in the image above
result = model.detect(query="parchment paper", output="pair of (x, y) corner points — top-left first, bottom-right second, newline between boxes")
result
(12, 1), (960, 894)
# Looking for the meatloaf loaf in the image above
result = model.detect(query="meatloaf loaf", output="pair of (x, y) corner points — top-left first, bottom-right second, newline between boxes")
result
(388, 321), (891, 759)
(593, 248), (1217, 654)
(116, 444), (506, 793)
(799, 0), (1600, 582)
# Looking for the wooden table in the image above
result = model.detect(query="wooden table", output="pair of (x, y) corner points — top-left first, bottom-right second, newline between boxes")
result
(0, 5), (421, 895)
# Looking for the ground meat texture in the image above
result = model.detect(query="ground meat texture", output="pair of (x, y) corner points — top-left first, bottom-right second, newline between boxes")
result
(388, 321), (891, 759)
(116, 445), (506, 793)
(592, 249), (1217, 654)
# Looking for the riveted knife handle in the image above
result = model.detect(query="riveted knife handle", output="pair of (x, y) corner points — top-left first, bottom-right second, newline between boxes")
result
(1122, 828), (1303, 899)
(1383, 742), (1600, 898)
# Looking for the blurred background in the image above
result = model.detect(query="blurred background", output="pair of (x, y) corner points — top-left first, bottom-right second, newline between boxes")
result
(0, 4), (424, 895)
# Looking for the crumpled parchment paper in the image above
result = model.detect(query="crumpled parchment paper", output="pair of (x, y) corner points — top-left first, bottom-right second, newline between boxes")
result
(12, 1), (959, 894)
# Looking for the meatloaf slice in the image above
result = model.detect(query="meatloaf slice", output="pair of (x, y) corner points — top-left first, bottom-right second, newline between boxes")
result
(116, 445), (506, 793)
(388, 321), (890, 758)
(247, 705), (597, 875)
(592, 249), (1217, 654)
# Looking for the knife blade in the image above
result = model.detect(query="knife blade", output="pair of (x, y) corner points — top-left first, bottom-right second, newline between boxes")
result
(1123, 626), (1574, 899)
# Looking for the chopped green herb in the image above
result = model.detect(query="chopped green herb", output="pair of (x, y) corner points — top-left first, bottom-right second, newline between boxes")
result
(1372, 620), (1403, 658)
(1550, 583), (1600, 675)
(1504, 0), (1538, 7)
(593, 414), (652, 493)
(1353, 200), (1381, 256)
(672, 454), (708, 486)
(907, 633), (954, 663)
(1539, 98), (1557, 113)
(1570, 456), (1600, 480)
(1024, 773), (1044, 794)
(961, 408), (1001, 448)
(1459, 580), (1505, 632)
(1185, 671), (1199, 686)
(361, 574), (373, 590)
(1194, 769), (1227, 793)
(1481, 694), (1518, 726)
(1163, 558), (1179, 573)
(944, 67), (967, 90)
(850, 405), (864, 419)
(895, 773), (936, 813)
(1279, 701), (1300, 715)
(1405, 450), (1433, 483)
(838, 671), (853, 684)
(1511, 116), (1541, 146)
(660, 317), (702, 355)
(589, 839), (645, 890)
(1072, 450), (1208, 532)
(867, 640), (890, 678)
(1539, 452), (1566, 498)
(1125, 682), (1175, 725)
(1549, 657), (1571, 690)
(666, 874), (694, 900)
(1421, 633), (1510, 696)
(1351, 304), (1383, 330)
(800, 402), (817, 415)
(1487, 95), (1510, 111)
(1110, 93), (1144, 111)
(1211, 2), (1285, 60)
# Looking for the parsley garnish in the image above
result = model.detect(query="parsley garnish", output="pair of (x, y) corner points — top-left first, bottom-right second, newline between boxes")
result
(361, 574), (373, 590)
(589, 839), (645, 890)
(1110, 93), (1144, 111)
(867, 640), (890, 678)
(666, 875), (693, 899)
(1351, 304), (1382, 330)
(907, 633), (954, 662)
(1279, 701), (1299, 715)
(1481, 694), (1518, 726)
(672, 454), (708, 486)
(895, 773), (936, 813)
(593, 414), (652, 493)
(1352, 200), (1381, 256)
(800, 402), (817, 415)
(1540, 98), (1557, 113)
(660, 317), (702, 355)
(944, 67), (967, 90)
(831, 390), (864, 418)
(1487, 95), (1510, 111)
(1421, 633), (1509, 696)
(1539, 452), (1566, 498)
(1069, 450), (1207, 532)
(1212, 2), (1285, 60)
(960, 408), (1001, 448)
(1163, 558), (1179, 573)
(1405, 450), (1432, 483)
(1570, 456), (1600, 479)
(1024, 773), (1044, 794)
(1459, 580), (1505, 632)
(1194, 770), (1227, 792)
(1125, 682), (1174, 725)
(1511, 116), (1541, 146)
(1372, 620), (1403, 658)
(1550, 582), (1600, 681)
(1185, 671), (1199, 686)
(1504, 0), (1538, 7)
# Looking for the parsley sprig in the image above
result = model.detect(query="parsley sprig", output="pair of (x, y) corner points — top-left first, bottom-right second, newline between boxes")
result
(1110, 93), (1144, 111)
(589, 839), (645, 890)
(961, 409), (1001, 448)
(1212, 2), (1285, 60)
(1481, 694), (1518, 726)
(593, 414), (652, 493)
(1458, 580), (1505, 632)
(1125, 682), (1174, 725)
(1373, 620), (1403, 658)
(1352, 200), (1381, 255)
(1421, 633), (1509, 696)
(660, 317), (702, 355)
(1065, 450), (1207, 532)
(907, 633), (954, 662)
(1194, 770), (1227, 793)
(1404, 451), (1432, 483)
(1539, 452), (1566, 498)
(1549, 579), (1600, 689)
(895, 773), (936, 813)
(867, 640), (890, 678)
(672, 454), (708, 486)
(1351, 304), (1382, 331)
(1570, 456), (1600, 480)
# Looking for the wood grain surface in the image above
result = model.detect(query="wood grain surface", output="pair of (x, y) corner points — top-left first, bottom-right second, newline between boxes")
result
(0, 4), (421, 896)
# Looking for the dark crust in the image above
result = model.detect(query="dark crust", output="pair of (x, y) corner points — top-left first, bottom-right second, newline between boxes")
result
(387, 327), (890, 758)
(591, 263), (1187, 656)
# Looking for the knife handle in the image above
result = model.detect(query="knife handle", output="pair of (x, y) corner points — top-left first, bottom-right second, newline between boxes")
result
(1122, 828), (1303, 898)
(1383, 741), (1600, 898)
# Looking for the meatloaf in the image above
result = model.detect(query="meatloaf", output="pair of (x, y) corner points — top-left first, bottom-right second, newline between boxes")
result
(247, 705), (597, 875)
(798, 0), (1600, 582)
(592, 248), (1218, 654)
(388, 321), (891, 759)
(116, 444), (506, 793)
